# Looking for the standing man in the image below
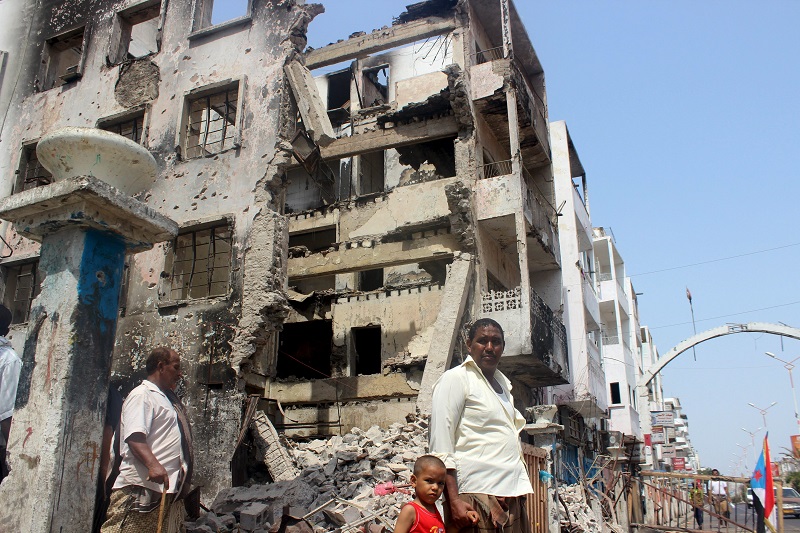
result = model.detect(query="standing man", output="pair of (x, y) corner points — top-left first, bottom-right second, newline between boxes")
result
(102, 347), (193, 532)
(0, 304), (21, 484)
(430, 319), (533, 533)
(709, 469), (730, 519)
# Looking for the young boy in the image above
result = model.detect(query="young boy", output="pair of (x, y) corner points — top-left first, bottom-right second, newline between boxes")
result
(393, 456), (448, 533)
(394, 456), (478, 533)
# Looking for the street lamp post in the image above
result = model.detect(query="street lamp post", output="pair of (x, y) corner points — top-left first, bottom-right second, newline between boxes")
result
(748, 401), (778, 430)
(741, 427), (762, 462)
(765, 351), (800, 433)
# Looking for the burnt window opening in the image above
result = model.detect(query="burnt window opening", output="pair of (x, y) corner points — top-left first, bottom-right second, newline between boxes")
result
(165, 223), (232, 301)
(192, 0), (252, 32)
(610, 382), (622, 405)
(359, 151), (384, 195)
(99, 111), (146, 145)
(418, 258), (451, 285)
(326, 69), (351, 129)
(352, 326), (381, 376)
(112, 0), (161, 63)
(185, 82), (240, 159)
(358, 269), (383, 292)
(15, 143), (52, 193)
(288, 228), (336, 255)
(362, 65), (389, 108)
(43, 28), (86, 90)
(285, 159), (346, 213)
(396, 137), (456, 186)
(3, 260), (42, 324)
(277, 321), (333, 379)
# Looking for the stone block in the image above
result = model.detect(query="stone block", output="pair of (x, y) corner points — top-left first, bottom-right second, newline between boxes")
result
(240, 502), (270, 532)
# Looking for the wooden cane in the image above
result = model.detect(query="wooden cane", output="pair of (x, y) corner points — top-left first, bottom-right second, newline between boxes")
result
(156, 484), (167, 533)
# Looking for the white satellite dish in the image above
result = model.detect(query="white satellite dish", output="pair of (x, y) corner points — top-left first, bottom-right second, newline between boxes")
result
(36, 127), (157, 196)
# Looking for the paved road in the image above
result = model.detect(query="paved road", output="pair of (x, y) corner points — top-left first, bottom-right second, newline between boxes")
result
(718, 504), (800, 532)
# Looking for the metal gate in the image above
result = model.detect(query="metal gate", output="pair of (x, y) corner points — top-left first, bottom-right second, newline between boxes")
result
(522, 443), (549, 533)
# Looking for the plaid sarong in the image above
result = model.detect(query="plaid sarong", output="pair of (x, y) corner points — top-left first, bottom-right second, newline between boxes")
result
(444, 493), (531, 533)
(101, 486), (185, 533)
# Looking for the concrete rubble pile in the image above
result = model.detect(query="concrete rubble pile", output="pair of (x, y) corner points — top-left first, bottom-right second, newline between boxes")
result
(557, 484), (603, 533)
(186, 415), (429, 533)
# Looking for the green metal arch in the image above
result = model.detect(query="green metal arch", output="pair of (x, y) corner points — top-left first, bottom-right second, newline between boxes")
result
(637, 322), (800, 389)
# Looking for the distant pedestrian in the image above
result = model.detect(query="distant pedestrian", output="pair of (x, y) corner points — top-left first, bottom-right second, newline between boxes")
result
(689, 479), (705, 529)
(709, 469), (730, 519)
(0, 304), (21, 484)
(102, 347), (193, 533)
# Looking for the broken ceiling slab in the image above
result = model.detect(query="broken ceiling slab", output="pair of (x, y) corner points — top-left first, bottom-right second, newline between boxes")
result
(285, 61), (336, 147)
(305, 17), (456, 70)
(395, 0), (459, 24)
(319, 115), (458, 161)
(287, 232), (459, 280)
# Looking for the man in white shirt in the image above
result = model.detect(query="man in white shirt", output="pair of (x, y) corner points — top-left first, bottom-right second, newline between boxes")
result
(430, 318), (534, 533)
(102, 347), (193, 533)
(0, 305), (21, 484)
(709, 469), (730, 518)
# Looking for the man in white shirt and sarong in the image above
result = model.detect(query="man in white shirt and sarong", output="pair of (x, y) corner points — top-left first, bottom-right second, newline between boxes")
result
(430, 318), (534, 533)
(102, 347), (193, 533)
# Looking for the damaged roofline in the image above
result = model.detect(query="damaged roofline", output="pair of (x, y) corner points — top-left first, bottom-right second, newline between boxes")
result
(305, 16), (457, 70)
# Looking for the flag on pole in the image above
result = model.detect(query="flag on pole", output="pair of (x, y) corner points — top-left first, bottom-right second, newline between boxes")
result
(751, 433), (775, 519)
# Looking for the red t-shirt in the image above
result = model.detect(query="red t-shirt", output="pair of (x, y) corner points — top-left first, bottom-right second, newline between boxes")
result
(405, 501), (445, 533)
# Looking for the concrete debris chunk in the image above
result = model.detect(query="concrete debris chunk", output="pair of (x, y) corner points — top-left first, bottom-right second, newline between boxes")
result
(557, 484), (603, 533)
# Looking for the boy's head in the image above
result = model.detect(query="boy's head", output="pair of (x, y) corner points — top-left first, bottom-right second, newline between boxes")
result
(411, 455), (446, 505)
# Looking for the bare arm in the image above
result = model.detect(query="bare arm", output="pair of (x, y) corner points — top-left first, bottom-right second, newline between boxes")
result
(98, 424), (115, 496)
(393, 504), (417, 533)
(444, 469), (477, 529)
(126, 432), (168, 489)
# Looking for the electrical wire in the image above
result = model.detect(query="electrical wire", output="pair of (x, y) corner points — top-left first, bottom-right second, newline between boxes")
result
(629, 242), (800, 277)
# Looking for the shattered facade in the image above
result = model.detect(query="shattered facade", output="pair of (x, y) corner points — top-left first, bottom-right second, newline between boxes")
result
(0, 0), (574, 509)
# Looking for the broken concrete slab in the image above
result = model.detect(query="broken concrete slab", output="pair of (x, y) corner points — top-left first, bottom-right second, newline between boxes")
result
(416, 252), (474, 414)
(284, 61), (336, 147)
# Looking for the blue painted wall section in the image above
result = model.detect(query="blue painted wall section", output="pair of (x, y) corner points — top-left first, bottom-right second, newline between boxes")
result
(77, 229), (125, 334)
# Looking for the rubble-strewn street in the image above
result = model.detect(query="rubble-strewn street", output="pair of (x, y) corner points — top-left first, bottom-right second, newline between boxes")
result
(188, 417), (429, 532)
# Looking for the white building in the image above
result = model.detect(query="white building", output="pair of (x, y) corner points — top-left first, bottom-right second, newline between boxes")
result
(593, 228), (643, 440)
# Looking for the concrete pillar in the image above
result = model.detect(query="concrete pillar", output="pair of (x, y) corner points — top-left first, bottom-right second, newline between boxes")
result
(0, 128), (177, 532)
(416, 253), (473, 415)
(1, 228), (124, 532)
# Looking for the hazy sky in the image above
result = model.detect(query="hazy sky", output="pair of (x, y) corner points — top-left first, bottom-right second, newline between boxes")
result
(299, 0), (800, 476)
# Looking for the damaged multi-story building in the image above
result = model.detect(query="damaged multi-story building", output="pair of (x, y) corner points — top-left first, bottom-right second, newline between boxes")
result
(0, 0), (574, 506)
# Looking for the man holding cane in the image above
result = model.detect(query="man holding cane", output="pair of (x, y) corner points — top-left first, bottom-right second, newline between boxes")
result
(102, 347), (193, 533)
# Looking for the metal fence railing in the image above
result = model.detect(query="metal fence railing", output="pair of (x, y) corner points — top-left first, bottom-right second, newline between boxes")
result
(481, 159), (513, 179)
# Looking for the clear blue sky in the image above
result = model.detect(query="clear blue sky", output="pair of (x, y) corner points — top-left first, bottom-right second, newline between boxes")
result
(301, 1), (800, 475)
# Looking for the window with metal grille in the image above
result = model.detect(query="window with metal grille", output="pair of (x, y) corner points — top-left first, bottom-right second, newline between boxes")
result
(185, 84), (239, 158)
(16, 143), (52, 192)
(3, 260), (41, 324)
(100, 112), (145, 145)
(165, 224), (232, 300)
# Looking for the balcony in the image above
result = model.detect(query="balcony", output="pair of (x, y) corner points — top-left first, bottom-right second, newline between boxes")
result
(475, 163), (559, 270)
(481, 286), (569, 387)
(522, 167), (559, 270)
(470, 58), (550, 169)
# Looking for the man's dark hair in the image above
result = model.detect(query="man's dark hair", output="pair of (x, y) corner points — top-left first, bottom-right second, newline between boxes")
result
(0, 305), (11, 337)
(413, 455), (446, 476)
(467, 318), (504, 342)
(146, 347), (174, 375)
